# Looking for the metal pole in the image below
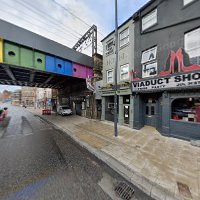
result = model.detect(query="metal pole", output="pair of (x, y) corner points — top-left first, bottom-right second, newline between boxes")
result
(114, 0), (118, 137)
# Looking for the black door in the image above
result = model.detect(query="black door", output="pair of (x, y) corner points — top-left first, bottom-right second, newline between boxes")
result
(145, 100), (157, 127)
(124, 105), (130, 124)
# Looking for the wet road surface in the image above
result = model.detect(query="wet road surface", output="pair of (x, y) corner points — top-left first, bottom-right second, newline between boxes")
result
(0, 105), (153, 200)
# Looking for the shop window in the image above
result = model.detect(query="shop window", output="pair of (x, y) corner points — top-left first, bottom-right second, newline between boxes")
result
(142, 46), (157, 78)
(120, 64), (129, 80)
(142, 9), (157, 31)
(185, 28), (200, 65)
(171, 98), (200, 123)
(123, 95), (130, 104)
(119, 28), (129, 47)
(107, 69), (113, 83)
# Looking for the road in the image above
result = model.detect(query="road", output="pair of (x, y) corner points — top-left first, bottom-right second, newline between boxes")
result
(0, 105), (153, 200)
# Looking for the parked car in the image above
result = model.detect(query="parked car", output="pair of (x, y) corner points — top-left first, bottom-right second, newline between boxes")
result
(58, 105), (73, 116)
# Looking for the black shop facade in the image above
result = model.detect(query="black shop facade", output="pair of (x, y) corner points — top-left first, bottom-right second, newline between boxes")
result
(132, 64), (200, 141)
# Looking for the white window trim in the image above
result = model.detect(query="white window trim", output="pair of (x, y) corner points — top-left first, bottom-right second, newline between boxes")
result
(120, 64), (129, 80)
(141, 46), (158, 78)
(142, 9), (157, 31)
(184, 27), (200, 64)
(183, 0), (195, 6)
(105, 39), (114, 56)
(107, 69), (114, 83)
(119, 28), (129, 48)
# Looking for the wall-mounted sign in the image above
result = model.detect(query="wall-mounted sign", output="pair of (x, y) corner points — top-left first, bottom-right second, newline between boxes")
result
(132, 71), (200, 92)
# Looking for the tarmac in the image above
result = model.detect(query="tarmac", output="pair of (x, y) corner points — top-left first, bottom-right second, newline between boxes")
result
(28, 108), (200, 200)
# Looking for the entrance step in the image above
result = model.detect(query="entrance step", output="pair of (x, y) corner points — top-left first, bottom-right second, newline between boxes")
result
(140, 126), (160, 135)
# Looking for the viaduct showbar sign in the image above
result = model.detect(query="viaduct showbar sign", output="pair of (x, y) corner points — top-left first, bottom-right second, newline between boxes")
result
(132, 72), (200, 92)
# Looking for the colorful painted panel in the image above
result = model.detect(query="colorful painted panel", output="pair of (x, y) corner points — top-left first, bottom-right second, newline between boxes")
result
(64, 60), (73, 76)
(20, 47), (34, 68)
(55, 58), (65, 75)
(4, 42), (20, 65)
(86, 67), (93, 78)
(0, 38), (3, 63)
(72, 63), (87, 79)
(34, 51), (45, 71)
(45, 55), (56, 73)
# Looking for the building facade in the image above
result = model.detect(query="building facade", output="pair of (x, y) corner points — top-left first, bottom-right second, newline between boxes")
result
(132, 0), (200, 140)
(11, 90), (21, 105)
(21, 87), (36, 107)
(100, 18), (135, 127)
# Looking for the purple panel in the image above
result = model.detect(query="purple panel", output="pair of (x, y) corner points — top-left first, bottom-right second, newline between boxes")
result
(86, 67), (93, 78)
(72, 63), (87, 79)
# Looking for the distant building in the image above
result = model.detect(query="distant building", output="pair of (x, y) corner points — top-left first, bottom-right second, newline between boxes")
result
(36, 88), (54, 109)
(21, 87), (36, 107)
(11, 90), (21, 105)
(2, 90), (12, 102)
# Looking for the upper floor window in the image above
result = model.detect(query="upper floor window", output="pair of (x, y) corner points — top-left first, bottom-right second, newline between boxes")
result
(185, 28), (200, 65)
(141, 46), (157, 78)
(119, 28), (129, 47)
(107, 69), (113, 83)
(183, 0), (195, 6)
(120, 64), (129, 80)
(106, 39), (114, 56)
(142, 9), (157, 31)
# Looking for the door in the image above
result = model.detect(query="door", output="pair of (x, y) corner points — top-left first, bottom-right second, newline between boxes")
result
(124, 105), (130, 124)
(145, 99), (157, 127)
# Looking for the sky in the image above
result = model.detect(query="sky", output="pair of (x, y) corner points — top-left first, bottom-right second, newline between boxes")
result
(0, 0), (149, 92)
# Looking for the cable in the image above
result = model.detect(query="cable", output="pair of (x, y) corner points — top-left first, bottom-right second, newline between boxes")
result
(0, 9), (76, 45)
(12, 0), (81, 39)
(51, 0), (105, 37)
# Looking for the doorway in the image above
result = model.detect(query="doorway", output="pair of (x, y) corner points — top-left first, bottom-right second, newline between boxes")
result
(145, 98), (157, 127)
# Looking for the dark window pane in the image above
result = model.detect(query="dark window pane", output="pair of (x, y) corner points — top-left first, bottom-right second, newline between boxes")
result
(151, 106), (155, 115)
(146, 106), (149, 115)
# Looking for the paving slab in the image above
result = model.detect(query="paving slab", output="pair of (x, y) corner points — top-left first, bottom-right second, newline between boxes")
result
(28, 108), (200, 200)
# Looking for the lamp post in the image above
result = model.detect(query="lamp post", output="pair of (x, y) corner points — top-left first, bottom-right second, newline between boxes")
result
(114, 0), (118, 137)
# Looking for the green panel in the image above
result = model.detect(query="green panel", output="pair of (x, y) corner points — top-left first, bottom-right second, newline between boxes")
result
(34, 51), (45, 71)
(20, 47), (34, 68)
(4, 42), (20, 65)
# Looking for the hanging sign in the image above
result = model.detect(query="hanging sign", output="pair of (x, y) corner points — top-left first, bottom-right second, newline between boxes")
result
(132, 71), (200, 92)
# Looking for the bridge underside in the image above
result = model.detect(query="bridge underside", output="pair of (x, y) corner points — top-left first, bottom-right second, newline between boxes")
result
(0, 64), (85, 89)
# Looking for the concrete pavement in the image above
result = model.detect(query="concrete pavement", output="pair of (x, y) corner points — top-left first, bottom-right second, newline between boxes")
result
(28, 108), (200, 200)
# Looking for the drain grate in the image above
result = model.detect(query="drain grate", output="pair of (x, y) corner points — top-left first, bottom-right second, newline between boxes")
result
(115, 181), (135, 200)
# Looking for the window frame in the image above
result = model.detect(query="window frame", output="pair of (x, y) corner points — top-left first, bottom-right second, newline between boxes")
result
(142, 8), (157, 31)
(106, 69), (114, 83)
(183, 0), (196, 6)
(105, 39), (114, 56)
(141, 46), (158, 78)
(119, 28), (129, 48)
(120, 63), (129, 81)
(184, 27), (200, 65)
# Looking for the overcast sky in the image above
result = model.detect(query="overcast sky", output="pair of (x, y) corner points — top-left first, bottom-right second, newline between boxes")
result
(0, 0), (149, 92)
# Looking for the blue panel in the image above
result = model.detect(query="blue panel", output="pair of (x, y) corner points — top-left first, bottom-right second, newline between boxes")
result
(55, 58), (65, 75)
(64, 60), (73, 76)
(45, 55), (56, 73)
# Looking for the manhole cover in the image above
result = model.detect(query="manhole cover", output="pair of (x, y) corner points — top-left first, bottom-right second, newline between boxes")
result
(115, 181), (135, 200)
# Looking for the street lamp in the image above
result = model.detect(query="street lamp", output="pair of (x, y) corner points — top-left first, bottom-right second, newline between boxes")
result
(114, 0), (118, 137)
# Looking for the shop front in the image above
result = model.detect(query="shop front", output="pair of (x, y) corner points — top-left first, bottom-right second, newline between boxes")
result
(100, 87), (134, 127)
(132, 71), (200, 140)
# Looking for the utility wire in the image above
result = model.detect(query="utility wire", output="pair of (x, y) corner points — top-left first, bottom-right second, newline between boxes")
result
(13, 0), (81, 40)
(16, 0), (104, 48)
(1, 0), (79, 40)
(51, 0), (105, 37)
(0, 9), (76, 45)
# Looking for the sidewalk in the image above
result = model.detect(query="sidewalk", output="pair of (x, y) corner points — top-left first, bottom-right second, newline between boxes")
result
(28, 108), (200, 200)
